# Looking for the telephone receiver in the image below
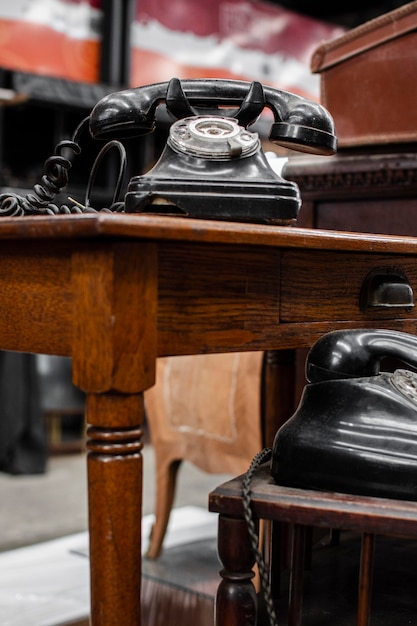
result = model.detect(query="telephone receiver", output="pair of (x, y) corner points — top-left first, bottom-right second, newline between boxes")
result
(271, 328), (417, 501)
(88, 77), (337, 224)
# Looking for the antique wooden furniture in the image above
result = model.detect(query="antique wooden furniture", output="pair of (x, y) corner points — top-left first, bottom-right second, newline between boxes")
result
(310, 1), (417, 149)
(143, 351), (264, 558)
(285, 150), (417, 235)
(209, 462), (417, 626)
(2, 213), (417, 625)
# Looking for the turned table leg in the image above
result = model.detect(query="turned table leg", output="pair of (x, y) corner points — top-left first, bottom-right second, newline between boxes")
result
(72, 240), (158, 625)
(215, 514), (258, 626)
(86, 393), (145, 626)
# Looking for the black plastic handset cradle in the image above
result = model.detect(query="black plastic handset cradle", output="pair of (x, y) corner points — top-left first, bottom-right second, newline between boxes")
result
(271, 328), (417, 501)
(0, 77), (337, 223)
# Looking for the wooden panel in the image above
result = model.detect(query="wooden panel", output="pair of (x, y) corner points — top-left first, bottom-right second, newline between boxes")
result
(0, 240), (73, 355)
(209, 464), (417, 538)
(281, 250), (417, 323)
(72, 241), (158, 394)
(316, 198), (417, 236)
(157, 242), (281, 355)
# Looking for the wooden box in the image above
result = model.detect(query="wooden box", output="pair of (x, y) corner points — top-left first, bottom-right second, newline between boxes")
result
(311, 1), (417, 148)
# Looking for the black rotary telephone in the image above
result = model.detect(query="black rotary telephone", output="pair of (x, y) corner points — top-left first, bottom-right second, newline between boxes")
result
(243, 329), (417, 626)
(0, 77), (336, 224)
(271, 328), (417, 501)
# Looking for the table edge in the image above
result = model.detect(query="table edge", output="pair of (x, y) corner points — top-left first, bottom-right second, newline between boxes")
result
(0, 213), (416, 254)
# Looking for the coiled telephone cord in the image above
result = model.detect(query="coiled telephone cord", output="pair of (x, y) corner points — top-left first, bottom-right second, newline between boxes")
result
(242, 446), (279, 626)
(0, 117), (127, 217)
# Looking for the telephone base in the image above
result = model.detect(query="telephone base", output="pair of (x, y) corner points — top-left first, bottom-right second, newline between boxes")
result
(125, 139), (301, 224)
(271, 373), (417, 501)
(125, 178), (300, 225)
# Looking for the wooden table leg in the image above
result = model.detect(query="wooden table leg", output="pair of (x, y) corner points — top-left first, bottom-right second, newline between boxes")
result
(288, 523), (306, 626)
(261, 349), (297, 447)
(72, 241), (158, 625)
(215, 514), (258, 626)
(357, 532), (375, 626)
(86, 392), (145, 626)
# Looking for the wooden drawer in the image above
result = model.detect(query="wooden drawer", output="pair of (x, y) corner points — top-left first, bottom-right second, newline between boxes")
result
(281, 250), (417, 323)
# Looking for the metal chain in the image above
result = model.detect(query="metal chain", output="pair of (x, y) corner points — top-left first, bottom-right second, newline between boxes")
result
(242, 447), (279, 626)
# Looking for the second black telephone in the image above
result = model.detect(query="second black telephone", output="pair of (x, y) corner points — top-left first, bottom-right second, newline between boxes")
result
(0, 77), (336, 223)
(271, 328), (417, 501)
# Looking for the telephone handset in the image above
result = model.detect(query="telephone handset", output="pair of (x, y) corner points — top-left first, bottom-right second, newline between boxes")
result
(89, 77), (336, 152)
(0, 77), (336, 221)
(87, 77), (337, 224)
(271, 328), (417, 501)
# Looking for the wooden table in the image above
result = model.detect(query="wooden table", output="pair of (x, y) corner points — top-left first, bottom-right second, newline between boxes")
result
(2, 212), (417, 625)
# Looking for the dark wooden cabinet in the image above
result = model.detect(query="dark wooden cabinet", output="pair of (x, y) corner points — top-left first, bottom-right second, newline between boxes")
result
(285, 150), (417, 236)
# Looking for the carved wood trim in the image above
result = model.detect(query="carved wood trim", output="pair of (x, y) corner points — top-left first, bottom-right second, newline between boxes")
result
(284, 152), (417, 199)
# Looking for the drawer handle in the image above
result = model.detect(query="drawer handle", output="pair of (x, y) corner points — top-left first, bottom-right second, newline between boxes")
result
(360, 268), (414, 312)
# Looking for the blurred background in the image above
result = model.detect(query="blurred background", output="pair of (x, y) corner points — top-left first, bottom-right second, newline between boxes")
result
(0, 2), (414, 624)
(0, 0), (411, 539)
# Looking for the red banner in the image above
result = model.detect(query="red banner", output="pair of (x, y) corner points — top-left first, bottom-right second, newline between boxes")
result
(0, 0), (102, 83)
(130, 0), (344, 100)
